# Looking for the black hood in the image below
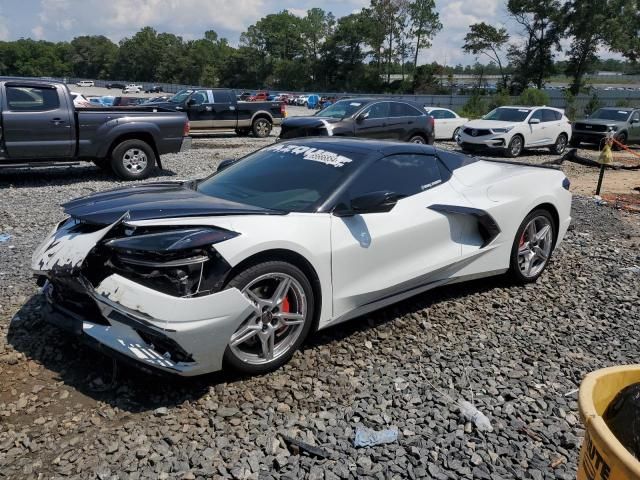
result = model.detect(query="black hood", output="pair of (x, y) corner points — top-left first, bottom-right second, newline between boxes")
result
(282, 116), (342, 127)
(63, 182), (284, 225)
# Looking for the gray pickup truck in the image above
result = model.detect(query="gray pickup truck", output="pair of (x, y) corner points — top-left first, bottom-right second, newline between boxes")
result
(0, 79), (191, 179)
(571, 107), (640, 148)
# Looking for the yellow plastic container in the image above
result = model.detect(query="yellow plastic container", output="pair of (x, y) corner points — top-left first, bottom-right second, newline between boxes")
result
(578, 365), (640, 480)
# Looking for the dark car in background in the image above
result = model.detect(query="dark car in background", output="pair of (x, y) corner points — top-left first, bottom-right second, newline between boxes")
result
(279, 98), (435, 144)
(112, 96), (147, 106)
(105, 82), (126, 90)
(145, 85), (164, 93)
(571, 107), (640, 147)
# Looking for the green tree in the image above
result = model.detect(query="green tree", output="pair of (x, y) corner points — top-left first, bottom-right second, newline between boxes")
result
(507, 0), (563, 92)
(408, 0), (442, 70)
(606, 0), (640, 63)
(463, 23), (510, 89)
(69, 35), (117, 79)
(114, 27), (163, 81)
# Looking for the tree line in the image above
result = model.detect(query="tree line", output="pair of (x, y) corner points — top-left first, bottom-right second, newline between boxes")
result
(0, 0), (638, 95)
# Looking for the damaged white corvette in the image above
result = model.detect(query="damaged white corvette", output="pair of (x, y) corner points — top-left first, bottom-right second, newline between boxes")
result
(32, 139), (572, 376)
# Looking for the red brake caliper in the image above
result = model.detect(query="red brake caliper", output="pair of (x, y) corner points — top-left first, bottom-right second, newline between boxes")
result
(519, 232), (526, 248)
(281, 296), (290, 313)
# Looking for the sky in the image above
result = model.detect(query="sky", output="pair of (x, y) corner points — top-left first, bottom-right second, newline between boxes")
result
(0, 0), (525, 66)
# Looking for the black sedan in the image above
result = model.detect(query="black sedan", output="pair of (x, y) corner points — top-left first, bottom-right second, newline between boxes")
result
(105, 82), (126, 90)
(279, 98), (435, 144)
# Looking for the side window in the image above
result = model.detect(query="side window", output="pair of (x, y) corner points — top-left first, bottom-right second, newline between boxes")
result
(428, 109), (444, 119)
(542, 109), (559, 122)
(440, 110), (456, 119)
(348, 154), (443, 199)
(390, 102), (423, 117)
(631, 111), (640, 123)
(6, 86), (60, 111)
(363, 102), (389, 119)
(191, 90), (208, 105)
(530, 110), (544, 122)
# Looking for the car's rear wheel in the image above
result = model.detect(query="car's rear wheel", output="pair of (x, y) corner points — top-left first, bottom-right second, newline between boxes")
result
(408, 135), (426, 144)
(110, 139), (156, 180)
(505, 135), (524, 158)
(550, 133), (568, 155)
(453, 127), (461, 141)
(252, 118), (272, 138)
(509, 209), (556, 284)
(223, 261), (315, 374)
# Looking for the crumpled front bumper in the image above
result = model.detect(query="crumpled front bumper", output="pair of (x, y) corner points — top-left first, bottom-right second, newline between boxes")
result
(43, 274), (254, 376)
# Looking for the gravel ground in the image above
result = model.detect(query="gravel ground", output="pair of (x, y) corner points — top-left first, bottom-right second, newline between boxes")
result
(1, 117), (639, 480)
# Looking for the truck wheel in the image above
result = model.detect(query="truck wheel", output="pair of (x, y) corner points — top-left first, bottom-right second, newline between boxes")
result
(252, 118), (272, 138)
(235, 128), (251, 137)
(111, 139), (156, 180)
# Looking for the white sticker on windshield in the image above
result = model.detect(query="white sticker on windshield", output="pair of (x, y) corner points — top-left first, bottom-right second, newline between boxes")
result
(350, 102), (361, 106)
(267, 144), (353, 168)
(518, 109), (530, 113)
(618, 111), (630, 114)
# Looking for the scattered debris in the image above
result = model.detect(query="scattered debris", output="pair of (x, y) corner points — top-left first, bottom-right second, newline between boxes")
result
(550, 456), (567, 469)
(459, 400), (493, 432)
(0, 233), (11, 243)
(353, 426), (399, 447)
(279, 434), (330, 458)
(565, 388), (579, 397)
(621, 266), (640, 274)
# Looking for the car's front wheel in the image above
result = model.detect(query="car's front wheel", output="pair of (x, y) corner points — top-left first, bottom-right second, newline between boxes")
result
(550, 133), (568, 155)
(509, 209), (556, 284)
(505, 135), (524, 158)
(453, 127), (461, 141)
(223, 261), (315, 374)
(408, 135), (427, 144)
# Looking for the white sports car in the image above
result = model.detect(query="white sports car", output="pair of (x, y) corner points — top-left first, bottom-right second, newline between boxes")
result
(32, 139), (572, 376)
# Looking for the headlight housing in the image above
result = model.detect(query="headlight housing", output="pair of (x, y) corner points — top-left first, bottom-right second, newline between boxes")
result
(491, 126), (514, 134)
(608, 125), (619, 132)
(84, 226), (238, 297)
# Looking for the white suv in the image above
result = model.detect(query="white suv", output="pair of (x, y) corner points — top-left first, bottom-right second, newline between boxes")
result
(76, 80), (94, 87)
(458, 106), (572, 157)
(123, 84), (143, 93)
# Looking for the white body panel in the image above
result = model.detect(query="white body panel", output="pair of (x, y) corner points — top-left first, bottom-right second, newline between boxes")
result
(425, 108), (468, 140)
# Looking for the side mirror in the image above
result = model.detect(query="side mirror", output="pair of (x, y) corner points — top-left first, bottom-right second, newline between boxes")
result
(529, 118), (541, 124)
(631, 118), (639, 124)
(334, 191), (400, 217)
(217, 158), (237, 172)
(187, 98), (198, 106)
(356, 112), (368, 123)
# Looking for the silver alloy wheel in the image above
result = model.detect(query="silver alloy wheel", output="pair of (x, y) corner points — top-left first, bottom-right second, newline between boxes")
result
(410, 136), (426, 144)
(555, 134), (567, 153)
(229, 273), (307, 365)
(453, 127), (461, 141)
(122, 148), (148, 174)
(509, 136), (523, 156)
(518, 216), (553, 278)
(255, 119), (270, 137)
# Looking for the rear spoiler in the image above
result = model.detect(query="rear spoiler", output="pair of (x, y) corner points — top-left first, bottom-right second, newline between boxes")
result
(478, 157), (562, 170)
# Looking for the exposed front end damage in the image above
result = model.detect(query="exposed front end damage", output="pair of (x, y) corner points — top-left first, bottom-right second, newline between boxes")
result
(32, 214), (253, 376)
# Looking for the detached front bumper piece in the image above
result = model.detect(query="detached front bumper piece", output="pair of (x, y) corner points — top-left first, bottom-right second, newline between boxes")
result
(43, 274), (254, 376)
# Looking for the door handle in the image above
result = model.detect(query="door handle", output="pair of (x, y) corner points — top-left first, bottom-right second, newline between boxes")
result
(50, 118), (65, 126)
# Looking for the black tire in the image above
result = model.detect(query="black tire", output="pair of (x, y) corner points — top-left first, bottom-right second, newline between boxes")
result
(452, 127), (461, 141)
(252, 118), (272, 138)
(110, 139), (156, 180)
(223, 261), (315, 374)
(569, 137), (581, 148)
(508, 208), (556, 284)
(408, 135), (426, 144)
(235, 128), (251, 137)
(550, 133), (568, 155)
(614, 132), (627, 151)
(505, 135), (524, 158)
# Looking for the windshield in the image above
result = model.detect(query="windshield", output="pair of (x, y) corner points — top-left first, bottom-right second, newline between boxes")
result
(589, 109), (632, 122)
(169, 89), (193, 103)
(316, 100), (366, 119)
(197, 143), (363, 212)
(483, 107), (531, 122)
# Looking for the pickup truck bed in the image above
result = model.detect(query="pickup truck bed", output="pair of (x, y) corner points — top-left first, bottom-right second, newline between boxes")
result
(0, 79), (191, 179)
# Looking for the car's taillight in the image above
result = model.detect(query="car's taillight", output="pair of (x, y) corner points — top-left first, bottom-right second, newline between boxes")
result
(280, 102), (287, 117)
(183, 120), (190, 136)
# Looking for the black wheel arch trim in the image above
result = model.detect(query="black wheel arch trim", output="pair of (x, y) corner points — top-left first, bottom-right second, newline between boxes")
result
(428, 204), (501, 248)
